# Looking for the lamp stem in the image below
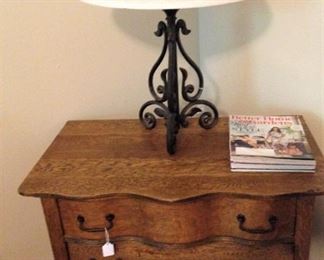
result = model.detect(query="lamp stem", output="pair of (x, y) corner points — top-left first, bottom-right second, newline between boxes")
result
(139, 9), (218, 155)
(165, 10), (179, 117)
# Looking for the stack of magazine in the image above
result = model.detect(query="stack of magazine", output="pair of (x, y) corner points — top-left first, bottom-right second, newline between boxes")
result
(229, 115), (316, 173)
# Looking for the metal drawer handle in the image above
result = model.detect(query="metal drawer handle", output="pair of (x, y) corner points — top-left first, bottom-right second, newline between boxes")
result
(236, 214), (278, 234)
(77, 214), (115, 233)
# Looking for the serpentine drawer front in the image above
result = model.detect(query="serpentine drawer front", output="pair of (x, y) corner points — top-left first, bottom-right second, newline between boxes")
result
(59, 196), (295, 243)
(61, 196), (296, 260)
(67, 240), (294, 260)
(18, 118), (324, 259)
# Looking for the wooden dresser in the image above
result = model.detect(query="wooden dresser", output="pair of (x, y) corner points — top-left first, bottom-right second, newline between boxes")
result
(19, 118), (324, 260)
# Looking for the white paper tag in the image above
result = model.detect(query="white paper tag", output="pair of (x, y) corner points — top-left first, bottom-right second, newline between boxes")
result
(102, 242), (115, 257)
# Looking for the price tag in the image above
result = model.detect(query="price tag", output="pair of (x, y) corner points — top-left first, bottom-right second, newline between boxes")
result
(102, 242), (115, 257)
(102, 227), (115, 257)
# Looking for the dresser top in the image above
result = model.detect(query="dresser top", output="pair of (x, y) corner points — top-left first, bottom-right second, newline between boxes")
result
(19, 118), (324, 201)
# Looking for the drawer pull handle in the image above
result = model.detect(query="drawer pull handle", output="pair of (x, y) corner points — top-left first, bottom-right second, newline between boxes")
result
(236, 214), (278, 234)
(77, 214), (115, 233)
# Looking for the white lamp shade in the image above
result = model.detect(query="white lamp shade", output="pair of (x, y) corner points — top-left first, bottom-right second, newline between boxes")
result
(81, 0), (243, 10)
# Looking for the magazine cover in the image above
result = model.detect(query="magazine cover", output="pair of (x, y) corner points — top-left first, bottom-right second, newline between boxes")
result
(229, 115), (314, 159)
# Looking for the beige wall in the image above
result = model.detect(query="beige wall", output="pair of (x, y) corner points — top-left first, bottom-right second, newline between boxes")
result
(0, 1), (197, 259)
(0, 29), (4, 258)
(312, 2), (324, 259)
(199, 0), (324, 259)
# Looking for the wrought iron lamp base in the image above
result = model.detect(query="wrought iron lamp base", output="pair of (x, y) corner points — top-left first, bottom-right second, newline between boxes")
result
(139, 9), (219, 155)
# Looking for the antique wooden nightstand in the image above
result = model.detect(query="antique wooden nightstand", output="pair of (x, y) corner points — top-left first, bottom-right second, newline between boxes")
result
(19, 118), (324, 260)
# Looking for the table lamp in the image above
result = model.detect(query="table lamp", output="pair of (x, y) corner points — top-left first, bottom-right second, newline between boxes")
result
(81, 0), (242, 154)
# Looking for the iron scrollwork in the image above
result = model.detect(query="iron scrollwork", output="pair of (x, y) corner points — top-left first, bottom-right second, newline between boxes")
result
(139, 101), (169, 129)
(148, 21), (168, 102)
(180, 100), (218, 129)
(139, 9), (219, 154)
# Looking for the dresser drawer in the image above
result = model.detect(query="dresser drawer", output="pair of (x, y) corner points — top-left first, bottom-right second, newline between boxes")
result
(59, 196), (295, 244)
(67, 240), (294, 260)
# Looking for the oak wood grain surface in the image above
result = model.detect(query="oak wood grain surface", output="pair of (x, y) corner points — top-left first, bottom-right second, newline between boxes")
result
(59, 196), (295, 243)
(294, 196), (315, 260)
(67, 240), (294, 260)
(19, 118), (324, 201)
(41, 198), (69, 260)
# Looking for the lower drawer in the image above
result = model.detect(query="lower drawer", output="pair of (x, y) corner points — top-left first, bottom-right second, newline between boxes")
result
(67, 240), (294, 260)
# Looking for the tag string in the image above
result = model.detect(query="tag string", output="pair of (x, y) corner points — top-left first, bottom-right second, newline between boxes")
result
(104, 227), (110, 243)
